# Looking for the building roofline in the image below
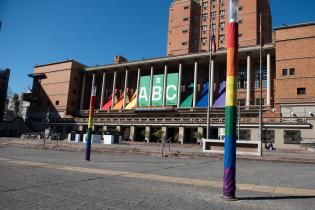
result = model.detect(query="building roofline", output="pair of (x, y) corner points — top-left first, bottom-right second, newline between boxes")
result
(34, 59), (86, 68)
(85, 43), (275, 72)
(274, 22), (315, 30)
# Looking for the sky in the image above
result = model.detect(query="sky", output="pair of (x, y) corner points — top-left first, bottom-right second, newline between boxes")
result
(1, 0), (315, 94)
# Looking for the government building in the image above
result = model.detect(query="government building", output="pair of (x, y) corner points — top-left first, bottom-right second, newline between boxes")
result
(24, 0), (315, 149)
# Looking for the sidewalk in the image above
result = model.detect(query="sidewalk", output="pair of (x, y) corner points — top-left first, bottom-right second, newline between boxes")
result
(1, 137), (314, 164)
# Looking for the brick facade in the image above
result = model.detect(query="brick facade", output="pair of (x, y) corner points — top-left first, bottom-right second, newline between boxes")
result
(167, 0), (272, 56)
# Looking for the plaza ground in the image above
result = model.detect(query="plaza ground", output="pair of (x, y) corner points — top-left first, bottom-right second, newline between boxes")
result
(0, 146), (315, 210)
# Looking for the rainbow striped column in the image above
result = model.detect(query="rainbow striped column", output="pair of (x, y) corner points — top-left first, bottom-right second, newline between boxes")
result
(223, 0), (239, 199)
(85, 74), (96, 161)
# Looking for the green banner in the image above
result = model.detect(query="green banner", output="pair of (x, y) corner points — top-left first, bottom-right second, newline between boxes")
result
(138, 75), (151, 106)
(166, 73), (179, 106)
(151, 74), (164, 106)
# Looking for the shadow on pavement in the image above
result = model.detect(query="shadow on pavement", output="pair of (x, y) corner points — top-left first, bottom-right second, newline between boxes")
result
(238, 195), (315, 201)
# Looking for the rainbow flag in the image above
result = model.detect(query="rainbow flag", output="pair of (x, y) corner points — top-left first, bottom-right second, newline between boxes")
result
(223, 0), (239, 199)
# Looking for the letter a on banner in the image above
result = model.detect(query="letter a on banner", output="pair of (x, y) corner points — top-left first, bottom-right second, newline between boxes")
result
(138, 76), (151, 106)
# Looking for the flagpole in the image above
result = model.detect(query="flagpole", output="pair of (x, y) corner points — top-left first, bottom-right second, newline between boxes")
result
(259, 12), (263, 156)
(206, 26), (213, 140)
(223, 0), (239, 200)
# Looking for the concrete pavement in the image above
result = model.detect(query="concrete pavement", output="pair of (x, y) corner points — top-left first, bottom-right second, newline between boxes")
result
(1, 137), (315, 164)
(0, 147), (315, 209)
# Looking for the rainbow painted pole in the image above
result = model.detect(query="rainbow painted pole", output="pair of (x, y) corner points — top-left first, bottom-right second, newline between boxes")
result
(223, 0), (239, 199)
(85, 74), (96, 161)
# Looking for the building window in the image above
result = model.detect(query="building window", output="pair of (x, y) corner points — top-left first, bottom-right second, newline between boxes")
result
(289, 68), (295, 75)
(211, 0), (217, 5)
(219, 34), (225, 41)
(211, 11), (216, 17)
(202, 1), (208, 9)
(183, 17), (189, 21)
(239, 6), (243, 11)
(237, 99), (246, 106)
(220, 0), (225, 4)
(55, 100), (59, 105)
(184, 6), (189, 9)
(238, 130), (251, 141)
(194, 16), (199, 22)
(263, 130), (275, 143)
(284, 130), (301, 144)
(201, 25), (207, 32)
(211, 23), (216, 30)
(237, 66), (247, 89)
(254, 65), (267, 88)
(239, 19), (243, 24)
(182, 29), (188, 33)
(193, 39), (199, 45)
(282, 69), (287, 76)
(219, 22), (225, 29)
(297, 88), (306, 95)
(182, 42), (188, 46)
(220, 10), (225, 17)
(256, 98), (265, 106)
(72, 89), (76, 94)
(202, 13), (208, 21)
(201, 37), (207, 45)
(193, 28), (199, 33)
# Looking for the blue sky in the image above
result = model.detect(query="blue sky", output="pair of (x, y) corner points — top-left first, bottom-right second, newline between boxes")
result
(1, 0), (315, 93)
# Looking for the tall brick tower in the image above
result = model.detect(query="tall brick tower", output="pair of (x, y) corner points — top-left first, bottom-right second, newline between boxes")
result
(167, 0), (272, 56)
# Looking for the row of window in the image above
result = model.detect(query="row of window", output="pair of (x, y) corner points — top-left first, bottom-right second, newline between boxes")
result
(236, 130), (302, 144)
(282, 68), (295, 76)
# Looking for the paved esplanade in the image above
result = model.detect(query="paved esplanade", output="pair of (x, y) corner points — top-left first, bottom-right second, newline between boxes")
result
(0, 147), (314, 210)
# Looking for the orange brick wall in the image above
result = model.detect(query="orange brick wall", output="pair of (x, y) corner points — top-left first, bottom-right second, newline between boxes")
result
(275, 24), (315, 105)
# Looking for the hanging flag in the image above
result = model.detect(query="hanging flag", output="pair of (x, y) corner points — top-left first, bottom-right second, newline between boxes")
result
(223, 0), (239, 200)
(210, 31), (216, 53)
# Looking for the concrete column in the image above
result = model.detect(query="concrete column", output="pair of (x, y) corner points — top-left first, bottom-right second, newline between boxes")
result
(80, 74), (86, 110)
(163, 65), (168, 106)
(100, 72), (106, 109)
(193, 61), (198, 108)
(123, 69), (129, 109)
(111, 71), (117, 109)
(197, 127), (204, 142)
(267, 53), (271, 106)
(130, 126), (135, 141)
(246, 55), (251, 106)
(145, 126), (151, 143)
(136, 68), (141, 107)
(178, 127), (185, 144)
(162, 126), (167, 141)
(103, 125), (108, 132)
(209, 60), (214, 107)
(177, 63), (182, 108)
(149, 66), (154, 106)
(116, 126), (121, 132)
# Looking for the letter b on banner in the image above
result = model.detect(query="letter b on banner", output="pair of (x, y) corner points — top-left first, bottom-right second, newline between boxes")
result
(152, 74), (164, 106)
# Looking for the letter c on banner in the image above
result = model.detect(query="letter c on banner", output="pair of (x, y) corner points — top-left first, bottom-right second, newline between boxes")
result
(166, 85), (177, 101)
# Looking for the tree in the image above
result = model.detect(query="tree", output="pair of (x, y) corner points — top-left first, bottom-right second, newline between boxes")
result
(152, 128), (165, 143)
(193, 131), (204, 145)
